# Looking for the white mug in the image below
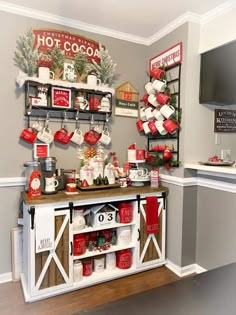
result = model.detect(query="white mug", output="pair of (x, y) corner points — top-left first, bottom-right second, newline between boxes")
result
(152, 109), (164, 121)
(70, 129), (84, 145)
(152, 79), (167, 92)
(100, 97), (111, 112)
(44, 177), (59, 193)
(139, 107), (147, 121)
(160, 105), (175, 119)
(148, 94), (158, 107)
(32, 120), (43, 132)
(38, 67), (54, 80)
(143, 121), (151, 134)
(99, 129), (111, 145)
(155, 120), (168, 135)
(37, 127), (54, 144)
(144, 107), (154, 121)
(129, 168), (149, 179)
(145, 82), (155, 95)
(74, 96), (88, 110)
(87, 74), (101, 86)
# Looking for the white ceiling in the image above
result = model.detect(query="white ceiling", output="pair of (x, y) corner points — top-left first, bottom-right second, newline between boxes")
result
(0, 0), (232, 43)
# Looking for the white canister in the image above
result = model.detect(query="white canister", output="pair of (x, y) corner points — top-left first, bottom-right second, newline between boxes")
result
(106, 252), (116, 270)
(73, 209), (86, 231)
(73, 260), (83, 282)
(127, 149), (136, 162)
(94, 255), (105, 273)
(104, 163), (116, 184)
(79, 165), (94, 186)
(117, 226), (131, 246)
(89, 156), (104, 179)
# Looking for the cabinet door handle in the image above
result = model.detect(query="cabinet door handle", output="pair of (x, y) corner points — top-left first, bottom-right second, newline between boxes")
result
(70, 241), (73, 256)
(138, 228), (140, 241)
(28, 206), (35, 230)
(69, 202), (73, 224)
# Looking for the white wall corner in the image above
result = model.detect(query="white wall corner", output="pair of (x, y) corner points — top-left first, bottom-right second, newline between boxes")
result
(0, 272), (12, 283)
(166, 259), (207, 277)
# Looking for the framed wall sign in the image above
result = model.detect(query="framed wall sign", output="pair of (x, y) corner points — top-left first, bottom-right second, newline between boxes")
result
(33, 143), (50, 159)
(214, 109), (236, 132)
(51, 87), (71, 108)
(149, 42), (183, 71)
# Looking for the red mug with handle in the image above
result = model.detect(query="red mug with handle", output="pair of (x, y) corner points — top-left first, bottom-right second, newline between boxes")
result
(84, 129), (101, 145)
(20, 127), (37, 143)
(163, 119), (179, 134)
(156, 93), (171, 105)
(54, 128), (70, 144)
(150, 68), (165, 80)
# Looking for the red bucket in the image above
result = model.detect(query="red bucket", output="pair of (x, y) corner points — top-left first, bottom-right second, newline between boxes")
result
(116, 249), (132, 269)
(73, 234), (86, 256)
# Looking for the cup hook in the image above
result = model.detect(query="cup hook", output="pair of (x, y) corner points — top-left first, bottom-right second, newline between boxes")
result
(75, 110), (80, 129)
(63, 111), (68, 129)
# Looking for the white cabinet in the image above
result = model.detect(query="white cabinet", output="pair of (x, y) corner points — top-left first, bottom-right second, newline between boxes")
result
(21, 187), (167, 302)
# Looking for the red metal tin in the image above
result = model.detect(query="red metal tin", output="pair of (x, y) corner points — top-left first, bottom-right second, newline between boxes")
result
(118, 203), (133, 223)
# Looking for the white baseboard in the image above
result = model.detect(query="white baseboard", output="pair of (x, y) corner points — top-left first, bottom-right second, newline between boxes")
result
(166, 259), (207, 277)
(0, 272), (13, 283)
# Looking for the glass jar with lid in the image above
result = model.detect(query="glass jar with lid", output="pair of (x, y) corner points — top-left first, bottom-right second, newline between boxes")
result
(24, 161), (41, 192)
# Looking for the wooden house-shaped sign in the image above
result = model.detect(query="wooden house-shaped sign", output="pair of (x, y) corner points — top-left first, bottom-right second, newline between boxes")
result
(115, 81), (139, 118)
(90, 204), (117, 227)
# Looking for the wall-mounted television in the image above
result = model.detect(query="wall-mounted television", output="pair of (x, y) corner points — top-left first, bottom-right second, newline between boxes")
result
(199, 40), (236, 105)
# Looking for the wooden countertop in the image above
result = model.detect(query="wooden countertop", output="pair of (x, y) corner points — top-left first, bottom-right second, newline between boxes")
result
(21, 185), (168, 205)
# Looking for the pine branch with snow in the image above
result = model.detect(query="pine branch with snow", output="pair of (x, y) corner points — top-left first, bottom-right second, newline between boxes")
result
(13, 29), (39, 76)
(89, 43), (118, 86)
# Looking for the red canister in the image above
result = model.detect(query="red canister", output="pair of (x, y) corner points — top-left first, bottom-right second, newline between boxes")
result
(116, 249), (132, 269)
(82, 258), (93, 276)
(118, 203), (133, 223)
(73, 234), (86, 256)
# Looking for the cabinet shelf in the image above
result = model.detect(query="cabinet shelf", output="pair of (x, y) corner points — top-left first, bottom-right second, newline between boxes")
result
(73, 266), (136, 288)
(73, 243), (136, 260)
(73, 222), (136, 235)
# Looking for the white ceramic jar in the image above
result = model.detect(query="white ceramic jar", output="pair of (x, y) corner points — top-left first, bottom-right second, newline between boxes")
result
(117, 226), (131, 246)
(106, 252), (116, 270)
(94, 255), (105, 273)
(73, 260), (83, 282)
(73, 209), (86, 231)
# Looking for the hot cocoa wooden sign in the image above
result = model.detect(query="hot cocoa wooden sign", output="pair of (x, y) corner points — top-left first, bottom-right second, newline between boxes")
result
(33, 29), (100, 62)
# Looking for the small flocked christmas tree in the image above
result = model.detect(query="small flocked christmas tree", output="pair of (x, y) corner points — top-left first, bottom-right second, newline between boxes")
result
(74, 50), (89, 82)
(89, 43), (118, 86)
(14, 29), (39, 76)
(49, 46), (65, 80)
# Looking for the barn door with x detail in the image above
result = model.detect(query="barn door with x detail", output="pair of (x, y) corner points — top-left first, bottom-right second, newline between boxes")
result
(136, 197), (166, 269)
(32, 209), (73, 296)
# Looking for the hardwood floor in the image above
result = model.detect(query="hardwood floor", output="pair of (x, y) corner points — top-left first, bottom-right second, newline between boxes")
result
(0, 266), (180, 315)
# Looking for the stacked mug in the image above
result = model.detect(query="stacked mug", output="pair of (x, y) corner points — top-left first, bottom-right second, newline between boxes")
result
(137, 73), (179, 136)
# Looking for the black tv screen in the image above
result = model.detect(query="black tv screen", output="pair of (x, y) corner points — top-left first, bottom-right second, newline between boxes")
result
(199, 40), (236, 105)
